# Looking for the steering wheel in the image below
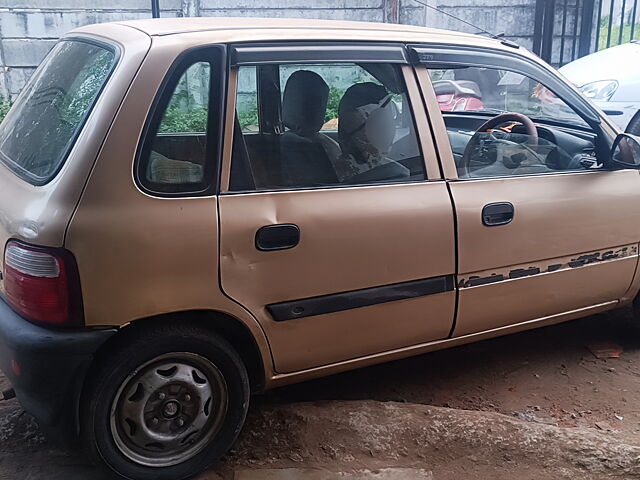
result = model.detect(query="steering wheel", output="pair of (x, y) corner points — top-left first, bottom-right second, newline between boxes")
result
(460, 112), (538, 178)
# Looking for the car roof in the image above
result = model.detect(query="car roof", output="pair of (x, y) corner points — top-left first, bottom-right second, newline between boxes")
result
(114, 17), (475, 38)
(72, 17), (517, 51)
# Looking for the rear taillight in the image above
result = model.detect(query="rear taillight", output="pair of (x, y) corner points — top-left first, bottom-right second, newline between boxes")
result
(3, 241), (83, 327)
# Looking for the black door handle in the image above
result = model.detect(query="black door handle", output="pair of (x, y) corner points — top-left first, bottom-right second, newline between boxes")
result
(255, 224), (300, 251)
(482, 202), (514, 226)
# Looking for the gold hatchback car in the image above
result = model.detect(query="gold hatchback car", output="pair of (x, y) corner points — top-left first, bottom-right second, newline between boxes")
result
(1, 17), (640, 480)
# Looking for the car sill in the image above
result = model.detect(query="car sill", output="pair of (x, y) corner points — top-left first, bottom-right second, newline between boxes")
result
(267, 300), (618, 387)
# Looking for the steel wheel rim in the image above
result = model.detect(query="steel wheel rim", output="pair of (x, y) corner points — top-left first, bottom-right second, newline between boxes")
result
(110, 352), (228, 467)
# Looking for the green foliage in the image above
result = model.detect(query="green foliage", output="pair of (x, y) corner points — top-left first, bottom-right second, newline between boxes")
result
(238, 105), (259, 130)
(598, 16), (640, 50)
(158, 106), (208, 133)
(60, 49), (114, 125)
(158, 87), (209, 133)
(324, 74), (384, 123)
(158, 63), (211, 133)
(159, 102), (260, 133)
(326, 86), (345, 122)
(0, 101), (12, 124)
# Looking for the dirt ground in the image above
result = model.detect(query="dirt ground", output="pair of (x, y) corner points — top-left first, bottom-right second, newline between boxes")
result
(2, 308), (640, 479)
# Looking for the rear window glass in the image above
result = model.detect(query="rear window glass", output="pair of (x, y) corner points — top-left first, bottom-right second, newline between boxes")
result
(0, 40), (116, 184)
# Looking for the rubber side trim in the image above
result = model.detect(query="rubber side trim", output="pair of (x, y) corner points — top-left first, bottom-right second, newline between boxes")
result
(267, 275), (454, 322)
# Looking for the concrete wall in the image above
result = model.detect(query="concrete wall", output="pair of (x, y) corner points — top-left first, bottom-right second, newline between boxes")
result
(0, 1), (181, 99)
(0, 0), (539, 100)
(425, 0), (537, 49)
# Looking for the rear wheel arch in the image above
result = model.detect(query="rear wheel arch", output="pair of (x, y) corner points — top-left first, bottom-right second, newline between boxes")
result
(73, 310), (268, 441)
(93, 310), (268, 393)
(79, 316), (252, 478)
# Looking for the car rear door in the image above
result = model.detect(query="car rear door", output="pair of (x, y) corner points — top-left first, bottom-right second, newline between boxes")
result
(217, 43), (456, 373)
(413, 44), (640, 337)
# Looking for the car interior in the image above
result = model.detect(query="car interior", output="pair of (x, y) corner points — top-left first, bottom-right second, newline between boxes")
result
(429, 66), (605, 178)
(145, 61), (609, 190)
(229, 62), (424, 191)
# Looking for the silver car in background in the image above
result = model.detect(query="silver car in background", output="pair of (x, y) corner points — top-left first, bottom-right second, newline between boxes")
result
(560, 41), (640, 135)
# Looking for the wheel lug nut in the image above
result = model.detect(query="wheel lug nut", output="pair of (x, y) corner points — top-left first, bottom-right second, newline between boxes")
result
(152, 417), (159, 425)
(158, 392), (166, 400)
(184, 394), (191, 402)
(176, 418), (185, 427)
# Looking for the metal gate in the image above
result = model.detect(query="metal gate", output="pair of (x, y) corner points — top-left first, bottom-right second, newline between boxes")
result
(533, 0), (640, 66)
(596, 0), (640, 49)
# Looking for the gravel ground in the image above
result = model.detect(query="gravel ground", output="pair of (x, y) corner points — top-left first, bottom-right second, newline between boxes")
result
(2, 309), (640, 479)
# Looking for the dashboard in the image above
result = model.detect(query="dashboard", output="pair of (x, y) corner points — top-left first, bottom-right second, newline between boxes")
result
(442, 114), (600, 176)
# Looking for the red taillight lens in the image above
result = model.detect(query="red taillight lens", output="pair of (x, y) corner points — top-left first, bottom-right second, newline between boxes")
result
(3, 241), (83, 327)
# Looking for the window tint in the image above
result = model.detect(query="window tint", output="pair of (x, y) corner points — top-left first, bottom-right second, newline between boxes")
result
(140, 61), (210, 191)
(230, 63), (424, 191)
(428, 66), (599, 179)
(0, 40), (115, 184)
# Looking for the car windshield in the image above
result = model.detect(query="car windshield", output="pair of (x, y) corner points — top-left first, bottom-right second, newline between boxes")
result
(429, 67), (588, 128)
(0, 40), (116, 184)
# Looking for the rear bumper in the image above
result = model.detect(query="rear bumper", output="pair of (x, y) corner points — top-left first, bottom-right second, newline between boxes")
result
(0, 295), (116, 440)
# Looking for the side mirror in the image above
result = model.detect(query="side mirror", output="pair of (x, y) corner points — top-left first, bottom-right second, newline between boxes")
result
(611, 133), (640, 169)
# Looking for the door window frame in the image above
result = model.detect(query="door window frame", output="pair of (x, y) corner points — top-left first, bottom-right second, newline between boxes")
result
(134, 45), (226, 197)
(219, 42), (443, 194)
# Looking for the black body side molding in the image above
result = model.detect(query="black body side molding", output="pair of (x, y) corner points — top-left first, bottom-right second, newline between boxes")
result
(267, 275), (454, 322)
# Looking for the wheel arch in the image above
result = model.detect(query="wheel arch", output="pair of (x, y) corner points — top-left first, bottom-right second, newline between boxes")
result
(73, 309), (269, 440)
(96, 310), (267, 392)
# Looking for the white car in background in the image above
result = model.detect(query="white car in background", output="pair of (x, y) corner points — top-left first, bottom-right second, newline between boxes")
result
(560, 40), (640, 135)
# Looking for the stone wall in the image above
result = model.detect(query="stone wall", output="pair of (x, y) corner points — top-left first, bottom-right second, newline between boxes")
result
(0, 0), (540, 100)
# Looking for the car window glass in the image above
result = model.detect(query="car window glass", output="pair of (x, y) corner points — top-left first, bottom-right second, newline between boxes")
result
(279, 65), (379, 133)
(429, 67), (587, 127)
(237, 66), (259, 133)
(229, 62), (425, 191)
(428, 66), (598, 179)
(0, 40), (115, 184)
(141, 61), (210, 190)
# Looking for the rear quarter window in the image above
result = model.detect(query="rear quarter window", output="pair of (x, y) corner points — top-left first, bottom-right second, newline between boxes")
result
(0, 39), (117, 185)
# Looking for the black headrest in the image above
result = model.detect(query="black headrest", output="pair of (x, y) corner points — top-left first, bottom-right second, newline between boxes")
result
(282, 70), (329, 136)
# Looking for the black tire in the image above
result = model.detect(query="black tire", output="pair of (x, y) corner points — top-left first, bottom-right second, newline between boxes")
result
(80, 324), (250, 480)
(626, 111), (640, 136)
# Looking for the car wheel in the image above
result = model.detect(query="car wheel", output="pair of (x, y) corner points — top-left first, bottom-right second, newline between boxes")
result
(81, 324), (250, 480)
(626, 111), (640, 136)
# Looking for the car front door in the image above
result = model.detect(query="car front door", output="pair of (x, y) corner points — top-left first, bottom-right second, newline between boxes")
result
(218, 43), (456, 373)
(413, 44), (640, 337)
